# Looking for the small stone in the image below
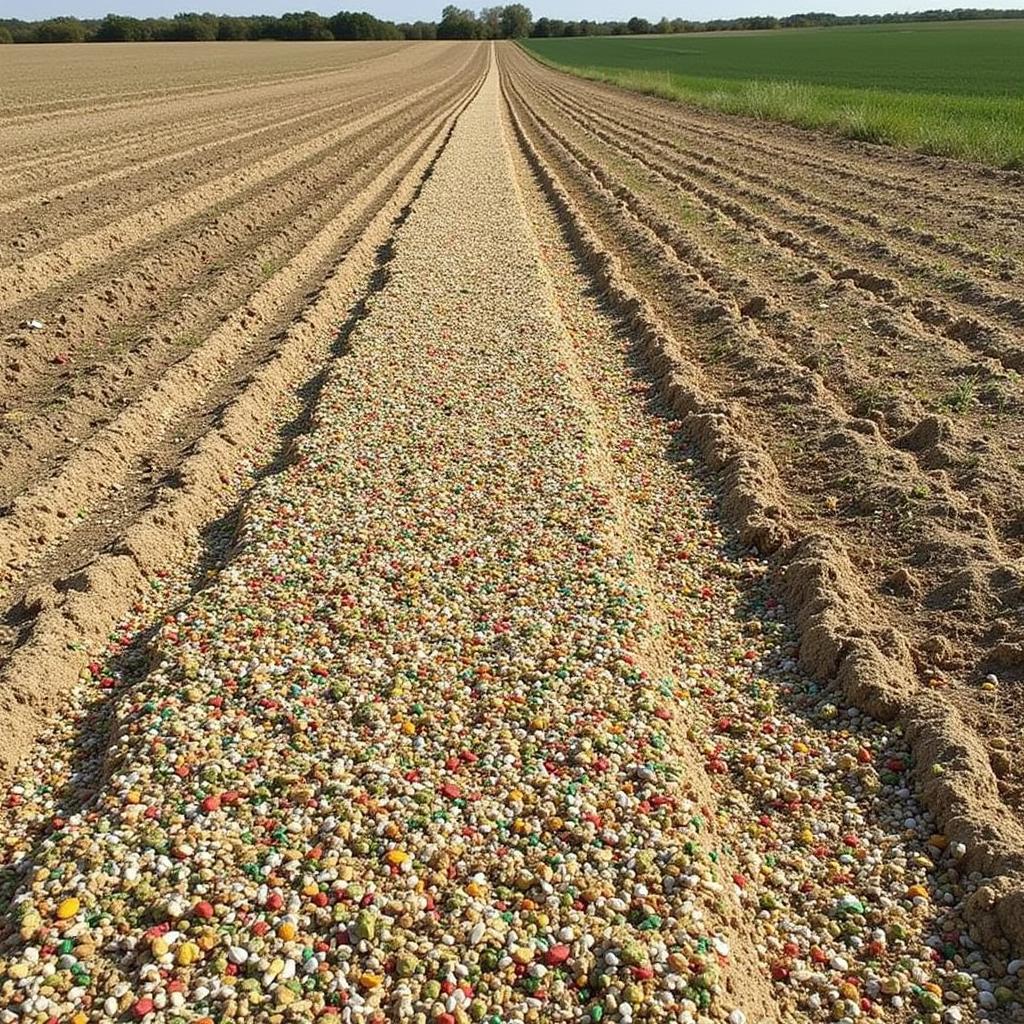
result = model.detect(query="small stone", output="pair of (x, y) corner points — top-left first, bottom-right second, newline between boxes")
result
(353, 909), (377, 942)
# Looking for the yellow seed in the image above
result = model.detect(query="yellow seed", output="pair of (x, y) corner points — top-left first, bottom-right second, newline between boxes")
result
(56, 898), (80, 920)
(176, 942), (201, 967)
(385, 850), (409, 866)
(359, 972), (383, 989)
(277, 922), (297, 942)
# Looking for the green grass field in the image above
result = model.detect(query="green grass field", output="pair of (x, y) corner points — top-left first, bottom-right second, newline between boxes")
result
(520, 21), (1024, 167)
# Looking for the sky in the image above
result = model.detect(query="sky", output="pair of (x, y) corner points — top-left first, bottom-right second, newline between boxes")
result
(7, 0), (1004, 25)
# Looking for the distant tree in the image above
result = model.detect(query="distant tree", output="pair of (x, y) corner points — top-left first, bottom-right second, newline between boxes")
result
(501, 2), (531, 37)
(329, 10), (400, 39)
(18, 1), (1024, 46)
(0, 26), (13, 43)
(277, 10), (333, 39)
(437, 5), (480, 38)
(478, 5), (502, 37)
(95, 13), (147, 40)
(36, 16), (88, 41)
(163, 12), (218, 40)
(397, 19), (436, 38)
(216, 15), (251, 39)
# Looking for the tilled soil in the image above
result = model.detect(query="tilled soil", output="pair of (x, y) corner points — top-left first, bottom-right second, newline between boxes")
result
(499, 40), (1024, 941)
(1, 39), (1023, 1024)
(0, 40), (487, 743)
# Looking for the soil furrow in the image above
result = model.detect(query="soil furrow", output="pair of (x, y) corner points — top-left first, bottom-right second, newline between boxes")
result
(0, 47), (486, 775)
(532, 75), (1024, 342)
(0, 67), (475, 478)
(0, 59), (487, 610)
(516, 57), (1024, 248)
(0, 43), (411, 121)
(0, 67), (473, 312)
(535, 73), (1024, 272)
(0, 47), (468, 247)
(501, 43), (1024, 962)
(503, 69), (1024, 574)
(507, 63), (1024, 654)
(0, 85), (397, 236)
(0, 79), (385, 183)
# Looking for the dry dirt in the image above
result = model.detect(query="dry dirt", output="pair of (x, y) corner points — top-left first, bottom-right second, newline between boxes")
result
(1, 38), (1023, 1000)
(0, 41), (484, 618)
(0, 39), (488, 778)
(500, 42), (1024, 927)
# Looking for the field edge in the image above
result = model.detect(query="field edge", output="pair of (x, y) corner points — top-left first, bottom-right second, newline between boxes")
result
(516, 39), (1024, 170)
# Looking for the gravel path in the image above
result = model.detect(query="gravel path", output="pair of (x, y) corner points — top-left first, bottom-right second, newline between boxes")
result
(1, 48), (1021, 1024)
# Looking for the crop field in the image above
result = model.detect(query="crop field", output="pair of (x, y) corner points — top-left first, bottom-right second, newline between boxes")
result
(1, 37), (1024, 1024)
(522, 21), (1024, 166)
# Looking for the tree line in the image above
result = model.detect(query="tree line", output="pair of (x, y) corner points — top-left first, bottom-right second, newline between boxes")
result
(533, 6), (1024, 36)
(2, 6), (1022, 44)
(0, 10), (427, 42)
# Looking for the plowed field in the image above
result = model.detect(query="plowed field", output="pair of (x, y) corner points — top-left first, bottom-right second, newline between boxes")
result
(0, 39), (1022, 1024)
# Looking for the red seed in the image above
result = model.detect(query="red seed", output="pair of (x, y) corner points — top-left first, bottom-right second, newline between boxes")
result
(545, 944), (571, 966)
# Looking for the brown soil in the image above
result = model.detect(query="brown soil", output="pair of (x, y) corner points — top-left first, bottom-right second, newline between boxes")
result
(499, 41), (1024, 950)
(0, 41), (488, 779)
(2, 36), (1023, 956)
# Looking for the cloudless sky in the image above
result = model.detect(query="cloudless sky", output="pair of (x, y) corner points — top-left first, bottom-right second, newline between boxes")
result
(9, 0), (1007, 27)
